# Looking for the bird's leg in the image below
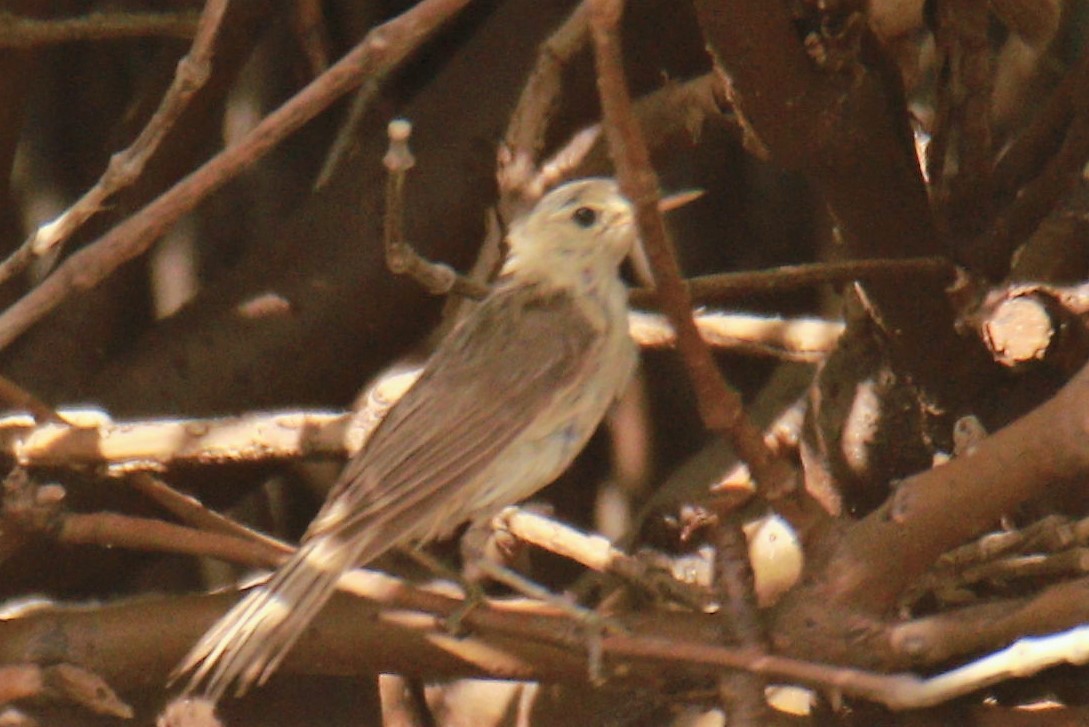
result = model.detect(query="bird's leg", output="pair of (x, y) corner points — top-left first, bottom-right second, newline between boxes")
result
(464, 507), (630, 682)
(469, 557), (625, 683)
(398, 546), (485, 636)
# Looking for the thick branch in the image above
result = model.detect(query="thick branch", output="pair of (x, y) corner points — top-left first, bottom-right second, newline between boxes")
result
(774, 358), (1089, 663)
(692, 0), (991, 408)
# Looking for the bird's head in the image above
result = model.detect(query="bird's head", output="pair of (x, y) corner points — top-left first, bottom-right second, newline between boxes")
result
(505, 178), (637, 280)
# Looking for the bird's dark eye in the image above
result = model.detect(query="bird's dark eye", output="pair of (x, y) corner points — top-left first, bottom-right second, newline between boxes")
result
(571, 206), (598, 228)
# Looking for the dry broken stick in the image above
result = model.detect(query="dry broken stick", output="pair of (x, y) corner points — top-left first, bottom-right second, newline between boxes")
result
(0, 409), (359, 470)
(971, 281), (1089, 372)
(0, 0), (227, 288)
(0, 361), (418, 470)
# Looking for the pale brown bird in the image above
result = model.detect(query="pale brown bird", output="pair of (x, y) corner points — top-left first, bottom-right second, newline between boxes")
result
(175, 178), (639, 700)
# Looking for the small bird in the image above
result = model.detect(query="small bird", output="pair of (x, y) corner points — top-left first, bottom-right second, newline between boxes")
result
(175, 178), (640, 700)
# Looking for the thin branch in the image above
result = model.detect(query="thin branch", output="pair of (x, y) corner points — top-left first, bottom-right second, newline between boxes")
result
(588, 0), (796, 498)
(629, 310), (842, 362)
(891, 576), (1089, 666)
(992, 34), (1089, 201)
(496, 507), (709, 609)
(0, 10), (199, 48)
(964, 105), (1089, 278)
(0, 468), (284, 569)
(60, 511), (281, 570)
(291, 0), (331, 77)
(127, 472), (292, 556)
(0, 0), (472, 353)
(928, 0), (993, 236)
(712, 521), (769, 724)
(0, 372), (64, 424)
(629, 256), (956, 308)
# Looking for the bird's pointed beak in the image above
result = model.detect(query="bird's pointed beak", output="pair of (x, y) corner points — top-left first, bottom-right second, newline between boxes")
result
(658, 188), (705, 213)
(626, 189), (704, 287)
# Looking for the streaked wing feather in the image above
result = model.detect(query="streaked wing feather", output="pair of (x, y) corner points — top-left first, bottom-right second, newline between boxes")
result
(307, 284), (599, 544)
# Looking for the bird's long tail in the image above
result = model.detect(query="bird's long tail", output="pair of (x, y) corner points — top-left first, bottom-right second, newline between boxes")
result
(173, 535), (359, 701)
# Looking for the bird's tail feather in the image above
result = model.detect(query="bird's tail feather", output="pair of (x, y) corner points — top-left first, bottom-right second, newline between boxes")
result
(173, 535), (359, 700)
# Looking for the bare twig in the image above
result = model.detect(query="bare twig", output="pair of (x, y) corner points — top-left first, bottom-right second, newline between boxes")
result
(0, 0), (228, 287)
(0, 373), (64, 424)
(0, 0), (472, 353)
(992, 41), (1089, 201)
(126, 472), (292, 556)
(588, 0), (795, 497)
(383, 119), (490, 299)
(59, 511), (282, 570)
(0, 10), (198, 48)
(891, 576), (1089, 665)
(964, 106), (1089, 278)
(629, 310), (842, 362)
(0, 468), (282, 569)
(629, 256), (955, 308)
(496, 508), (709, 609)
(291, 0), (330, 77)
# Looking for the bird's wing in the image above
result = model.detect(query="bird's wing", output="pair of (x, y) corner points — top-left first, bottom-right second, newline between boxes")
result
(305, 283), (601, 546)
